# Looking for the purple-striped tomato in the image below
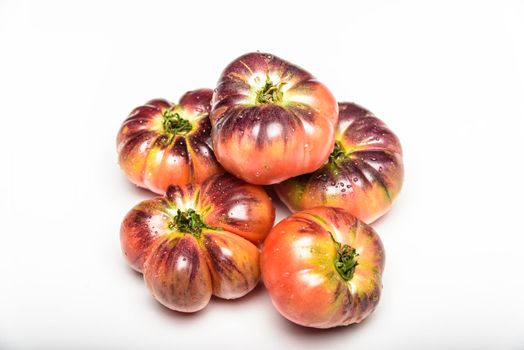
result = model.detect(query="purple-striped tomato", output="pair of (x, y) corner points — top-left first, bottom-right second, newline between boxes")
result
(210, 52), (338, 185)
(120, 174), (275, 312)
(261, 207), (385, 328)
(117, 89), (224, 195)
(275, 103), (404, 223)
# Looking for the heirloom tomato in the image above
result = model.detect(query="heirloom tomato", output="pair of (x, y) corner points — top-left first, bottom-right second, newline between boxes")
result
(117, 89), (224, 194)
(210, 52), (338, 185)
(261, 207), (385, 329)
(120, 174), (275, 312)
(275, 103), (404, 223)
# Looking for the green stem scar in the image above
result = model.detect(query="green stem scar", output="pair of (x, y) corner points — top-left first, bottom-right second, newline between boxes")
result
(163, 108), (192, 136)
(329, 141), (346, 163)
(170, 209), (222, 238)
(330, 232), (359, 281)
(256, 75), (285, 104)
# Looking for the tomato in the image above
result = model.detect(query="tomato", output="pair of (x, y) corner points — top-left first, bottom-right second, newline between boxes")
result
(261, 206), (385, 328)
(120, 174), (275, 312)
(274, 103), (404, 223)
(117, 89), (224, 194)
(210, 52), (338, 185)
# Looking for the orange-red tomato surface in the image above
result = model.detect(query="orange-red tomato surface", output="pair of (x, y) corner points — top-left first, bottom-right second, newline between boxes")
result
(261, 207), (385, 328)
(117, 89), (224, 194)
(120, 174), (275, 312)
(210, 52), (338, 185)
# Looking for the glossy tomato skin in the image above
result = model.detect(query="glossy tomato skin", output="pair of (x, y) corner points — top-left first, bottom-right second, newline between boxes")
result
(210, 52), (338, 185)
(261, 207), (385, 328)
(275, 103), (404, 223)
(144, 235), (213, 312)
(117, 89), (224, 194)
(120, 173), (275, 312)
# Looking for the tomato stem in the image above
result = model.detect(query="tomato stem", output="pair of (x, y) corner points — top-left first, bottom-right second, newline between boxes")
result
(330, 232), (359, 281)
(256, 75), (285, 104)
(170, 209), (221, 238)
(329, 141), (346, 163)
(163, 108), (192, 139)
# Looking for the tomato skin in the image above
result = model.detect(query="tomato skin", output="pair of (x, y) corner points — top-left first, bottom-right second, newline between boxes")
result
(261, 207), (385, 328)
(117, 89), (224, 194)
(120, 174), (274, 312)
(275, 103), (404, 223)
(144, 235), (213, 313)
(210, 52), (338, 185)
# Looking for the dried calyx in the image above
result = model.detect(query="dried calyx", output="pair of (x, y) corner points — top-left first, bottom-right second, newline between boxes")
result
(329, 141), (347, 164)
(163, 108), (192, 136)
(330, 232), (359, 281)
(170, 209), (221, 238)
(256, 75), (285, 104)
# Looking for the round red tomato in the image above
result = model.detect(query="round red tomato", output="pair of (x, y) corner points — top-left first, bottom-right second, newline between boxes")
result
(120, 174), (275, 312)
(261, 206), (385, 328)
(210, 52), (338, 185)
(117, 89), (224, 194)
(275, 102), (404, 223)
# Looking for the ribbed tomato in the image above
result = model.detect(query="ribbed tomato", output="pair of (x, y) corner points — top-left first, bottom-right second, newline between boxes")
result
(275, 103), (404, 223)
(120, 174), (275, 312)
(210, 52), (338, 185)
(117, 89), (224, 194)
(261, 207), (385, 328)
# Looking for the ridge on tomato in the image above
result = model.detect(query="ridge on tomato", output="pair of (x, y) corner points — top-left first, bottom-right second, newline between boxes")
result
(261, 206), (385, 328)
(275, 102), (404, 223)
(210, 52), (339, 185)
(117, 89), (224, 194)
(120, 173), (275, 312)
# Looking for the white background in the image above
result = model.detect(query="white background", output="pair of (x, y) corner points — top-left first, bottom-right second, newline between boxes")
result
(1, 1), (523, 349)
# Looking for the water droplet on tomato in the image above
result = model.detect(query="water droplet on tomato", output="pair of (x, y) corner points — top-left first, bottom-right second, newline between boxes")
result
(353, 177), (358, 182)
(378, 166), (383, 172)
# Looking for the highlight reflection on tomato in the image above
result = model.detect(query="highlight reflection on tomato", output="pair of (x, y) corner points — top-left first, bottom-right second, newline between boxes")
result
(275, 103), (404, 223)
(210, 52), (338, 185)
(117, 89), (224, 194)
(261, 207), (385, 329)
(120, 174), (275, 312)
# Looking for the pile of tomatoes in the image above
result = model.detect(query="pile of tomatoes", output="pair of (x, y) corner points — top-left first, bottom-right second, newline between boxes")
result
(117, 52), (404, 329)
